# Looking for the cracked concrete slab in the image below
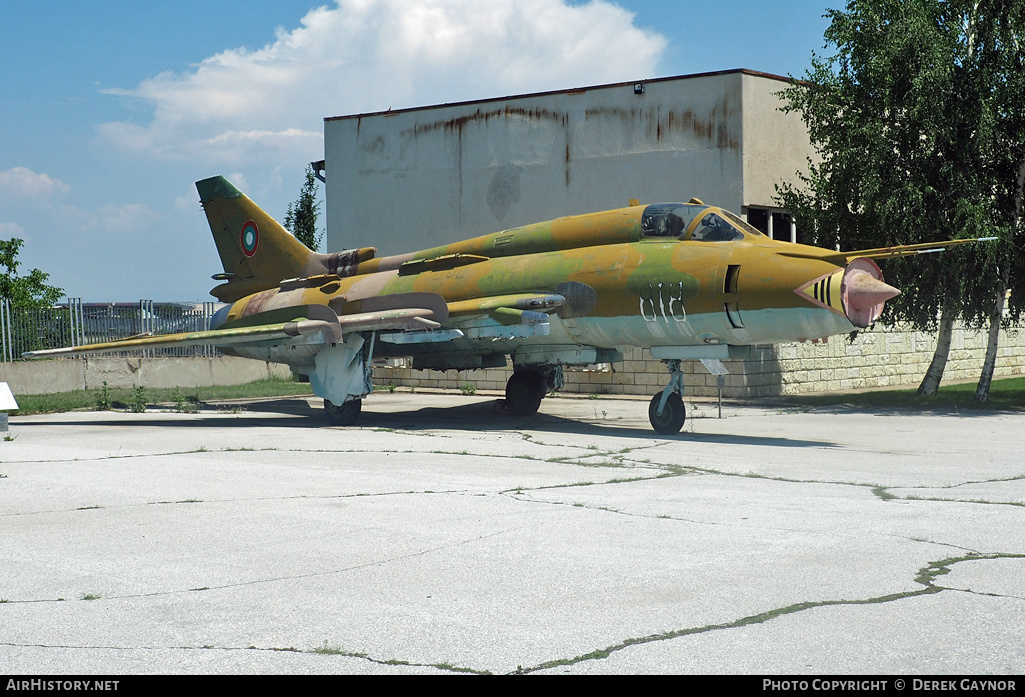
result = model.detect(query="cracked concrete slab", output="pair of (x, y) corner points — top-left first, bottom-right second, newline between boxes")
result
(540, 592), (1025, 674)
(1, 393), (1023, 674)
(941, 557), (1025, 598)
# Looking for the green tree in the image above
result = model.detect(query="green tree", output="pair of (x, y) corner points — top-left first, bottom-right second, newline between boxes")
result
(0, 238), (64, 308)
(961, 1), (1025, 401)
(777, 0), (1021, 397)
(283, 164), (323, 251)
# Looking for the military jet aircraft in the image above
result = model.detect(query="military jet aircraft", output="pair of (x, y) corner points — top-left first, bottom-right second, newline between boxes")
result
(26, 176), (987, 434)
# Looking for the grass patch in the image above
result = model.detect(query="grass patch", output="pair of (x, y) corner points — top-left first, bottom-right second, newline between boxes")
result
(784, 375), (1025, 411)
(11, 377), (315, 416)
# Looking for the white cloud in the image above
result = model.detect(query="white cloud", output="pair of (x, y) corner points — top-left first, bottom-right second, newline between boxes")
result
(225, 172), (251, 193)
(96, 0), (666, 165)
(175, 193), (198, 212)
(0, 167), (70, 199)
(0, 222), (26, 238)
(84, 203), (160, 233)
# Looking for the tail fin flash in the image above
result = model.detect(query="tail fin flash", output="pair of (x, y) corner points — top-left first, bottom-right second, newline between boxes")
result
(196, 176), (375, 303)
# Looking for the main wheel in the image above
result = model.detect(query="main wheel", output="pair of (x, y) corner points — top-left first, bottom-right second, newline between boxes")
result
(325, 398), (362, 426)
(648, 392), (685, 435)
(505, 371), (544, 415)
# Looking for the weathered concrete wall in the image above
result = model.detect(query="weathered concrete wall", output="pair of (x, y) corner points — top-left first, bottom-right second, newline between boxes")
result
(372, 322), (1025, 398)
(0, 358), (291, 396)
(741, 73), (817, 209)
(326, 70), (811, 255)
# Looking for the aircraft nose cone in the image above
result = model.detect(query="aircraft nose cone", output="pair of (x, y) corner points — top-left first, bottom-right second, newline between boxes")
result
(842, 258), (899, 327)
(845, 270), (900, 310)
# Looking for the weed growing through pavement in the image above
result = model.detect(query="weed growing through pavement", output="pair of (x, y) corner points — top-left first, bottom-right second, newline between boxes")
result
(97, 381), (112, 411)
(128, 386), (147, 413)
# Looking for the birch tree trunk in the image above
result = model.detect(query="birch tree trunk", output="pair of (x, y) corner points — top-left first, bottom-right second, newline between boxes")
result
(975, 160), (1025, 402)
(917, 307), (955, 396)
(974, 285), (1006, 402)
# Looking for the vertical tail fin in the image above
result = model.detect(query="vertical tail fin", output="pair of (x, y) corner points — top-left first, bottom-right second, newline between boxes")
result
(196, 176), (375, 303)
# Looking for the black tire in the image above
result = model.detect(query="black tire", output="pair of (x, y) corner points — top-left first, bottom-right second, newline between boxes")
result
(648, 392), (685, 435)
(325, 398), (362, 426)
(505, 371), (544, 415)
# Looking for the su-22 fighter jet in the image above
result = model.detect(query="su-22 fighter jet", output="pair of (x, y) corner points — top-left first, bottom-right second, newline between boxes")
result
(27, 176), (990, 434)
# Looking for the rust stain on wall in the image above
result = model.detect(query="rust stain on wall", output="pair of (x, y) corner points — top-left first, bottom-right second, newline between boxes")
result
(360, 135), (384, 154)
(406, 106), (569, 139)
(579, 101), (739, 151)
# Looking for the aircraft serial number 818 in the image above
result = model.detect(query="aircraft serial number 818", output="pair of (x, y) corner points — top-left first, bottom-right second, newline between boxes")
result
(27, 177), (990, 434)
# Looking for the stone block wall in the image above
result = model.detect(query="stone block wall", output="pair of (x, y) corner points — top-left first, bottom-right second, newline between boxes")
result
(372, 322), (1025, 398)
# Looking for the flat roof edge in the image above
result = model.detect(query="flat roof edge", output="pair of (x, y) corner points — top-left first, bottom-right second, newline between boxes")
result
(325, 68), (796, 123)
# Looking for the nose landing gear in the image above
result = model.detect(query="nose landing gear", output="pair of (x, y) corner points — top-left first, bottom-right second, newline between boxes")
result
(649, 359), (686, 435)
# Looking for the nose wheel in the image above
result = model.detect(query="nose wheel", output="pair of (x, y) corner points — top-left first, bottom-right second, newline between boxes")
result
(648, 392), (685, 434)
(649, 359), (686, 434)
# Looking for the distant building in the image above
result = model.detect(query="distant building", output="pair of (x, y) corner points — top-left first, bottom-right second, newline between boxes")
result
(323, 69), (813, 255)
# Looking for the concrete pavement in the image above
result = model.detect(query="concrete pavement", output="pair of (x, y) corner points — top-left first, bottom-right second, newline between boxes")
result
(1, 393), (1023, 674)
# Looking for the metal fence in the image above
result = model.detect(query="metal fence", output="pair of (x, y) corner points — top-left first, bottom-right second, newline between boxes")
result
(0, 299), (223, 361)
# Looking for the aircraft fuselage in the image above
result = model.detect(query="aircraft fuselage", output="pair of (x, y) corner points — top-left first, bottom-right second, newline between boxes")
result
(223, 234), (856, 370)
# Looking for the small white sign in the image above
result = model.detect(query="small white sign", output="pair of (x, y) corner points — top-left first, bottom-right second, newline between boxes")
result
(699, 358), (730, 376)
(0, 382), (20, 411)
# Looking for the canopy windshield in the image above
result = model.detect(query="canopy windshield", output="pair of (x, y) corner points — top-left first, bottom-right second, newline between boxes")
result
(641, 204), (762, 242)
(641, 204), (704, 238)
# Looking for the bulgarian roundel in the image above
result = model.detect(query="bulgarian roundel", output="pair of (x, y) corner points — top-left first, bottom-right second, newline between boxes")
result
(240, 220), (259, 257)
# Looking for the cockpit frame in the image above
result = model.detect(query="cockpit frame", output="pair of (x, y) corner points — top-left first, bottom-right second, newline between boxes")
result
(640, 203), (763, 243)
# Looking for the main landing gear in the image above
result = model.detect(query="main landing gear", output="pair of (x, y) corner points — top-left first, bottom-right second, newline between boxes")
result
(504, 366), (564, 415)
(324, 398), (362, 426)
(648, 359), (686, 435)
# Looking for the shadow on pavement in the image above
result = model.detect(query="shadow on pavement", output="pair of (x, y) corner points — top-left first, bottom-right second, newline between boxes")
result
(18, 395), (840, 448)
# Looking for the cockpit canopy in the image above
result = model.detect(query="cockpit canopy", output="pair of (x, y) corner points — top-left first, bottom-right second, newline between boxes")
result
(641, 204), (762, 242)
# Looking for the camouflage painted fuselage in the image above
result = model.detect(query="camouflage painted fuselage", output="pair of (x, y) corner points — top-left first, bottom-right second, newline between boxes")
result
(218, 204), (856, 371)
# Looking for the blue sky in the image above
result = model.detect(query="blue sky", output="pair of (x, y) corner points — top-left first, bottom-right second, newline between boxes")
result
(0, 0), (836, 301)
